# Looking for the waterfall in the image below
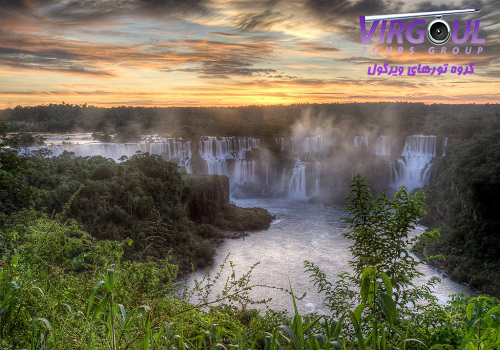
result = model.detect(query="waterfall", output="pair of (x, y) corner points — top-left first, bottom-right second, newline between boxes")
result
(265, 161), (269, 188)
(354, 136), (369, 149)
(279, 168), (287, 194)
(20, 143), (148, 161)
(21, 139), (192, 172)
(286, 135), (323, 153)
(303, 136), (323, 153)
(375, 136), (390, 156)
(150, 139), (192, 173)
(198, 136), (261, 182)
(311, 162), (321, 197)
(391, 135), (436, 191)
(19, 145), (63, 157)
(198, 137), (229, 176)
(234, 160), (256, 184)
(288, 162), (307, 200)
(20, 136), (260, 182)
(354, 136), (368, 149)
(275, 137), (293, 152)
(442, 137), (448, 157)
(70, 143), (147, 159)
(275, 135), (323, 199)
(236, 137), (261, 157)
(390, 161), (399, 184)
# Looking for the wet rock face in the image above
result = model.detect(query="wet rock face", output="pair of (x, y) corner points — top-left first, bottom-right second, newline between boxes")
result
(183, 174), (273, 231)
(232, 182), (267, 199)
(184, 174), (230, 223)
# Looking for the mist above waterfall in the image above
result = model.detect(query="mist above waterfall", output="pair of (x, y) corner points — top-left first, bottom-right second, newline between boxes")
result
(14, 103), (461, 203)
(290, 109), (336, 154)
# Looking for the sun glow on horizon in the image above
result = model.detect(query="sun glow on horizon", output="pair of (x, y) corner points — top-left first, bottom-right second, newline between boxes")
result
(0, 0), (498, 108)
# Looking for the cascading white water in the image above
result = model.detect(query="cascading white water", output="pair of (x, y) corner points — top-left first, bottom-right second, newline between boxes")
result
(288, 162), (307, 200)
(19, 145), (63, 157)
(391, 135), (436, 191)
(150, 139), (192, 173)
(199, 137), (229, 177)
(265, 161), (269, 188)
(278, 135), (323, 199)
(20, 143), (148, 161)
(20, 136), (260, 183)
(236, 137), (261, 157)
(442, 137), (448, 157)
(354, 135), (369, 149)
(22, 139), (192, 172)
(69, 143), (148, 159)
(375, 136), (390, 156)
(311, 162), (321, 197)
(303, 135), (323, 153)
(275, 137), (293, 152)
(234, 161), (256, 184)
(279, 168), (287, 194)
(198, 137), (261, 183)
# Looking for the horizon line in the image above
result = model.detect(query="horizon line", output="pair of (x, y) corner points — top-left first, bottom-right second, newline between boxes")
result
(1, 101), (499, 110)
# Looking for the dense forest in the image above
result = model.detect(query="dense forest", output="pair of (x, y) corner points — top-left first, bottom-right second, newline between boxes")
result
(1, 105), (500, 348)
(423, 132), (500, 296)
(0, 122), (272, 273)
(1, 103), (499, 140)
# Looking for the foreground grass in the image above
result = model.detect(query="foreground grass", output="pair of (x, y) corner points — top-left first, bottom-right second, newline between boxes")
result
(1, 177), (498, 349)
(1, 264), (499, 349)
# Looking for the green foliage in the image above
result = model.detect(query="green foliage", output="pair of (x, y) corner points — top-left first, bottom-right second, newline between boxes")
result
(2, 103), (500, 141)
(0, 124), (38, 222)
(15, 153), (271, 273)
(343, 175), (439, 309)
(25, 153), (194, 266)
(9, 132), (45, 147)
(307, 175), (439, 323)
(1, 149), (500, 349)
(1, 124), (272, 275)
(425, 132), (500, 296)
(0, 215), (181, 348)
(1, 257), (496, 349)
(304, 262), (355, 315)
(92, 132), (113, 142)
(303, 176), (499, 349)
(462, 296), (500, 348)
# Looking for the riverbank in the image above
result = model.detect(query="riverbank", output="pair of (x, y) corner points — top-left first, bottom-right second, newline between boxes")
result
(419, 133), (500, 298)
(185, 198), (470, 313)
(178, 174), (273, 274)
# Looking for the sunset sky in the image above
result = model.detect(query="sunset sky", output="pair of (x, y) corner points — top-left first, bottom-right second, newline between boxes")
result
(0, 0), (498, 107)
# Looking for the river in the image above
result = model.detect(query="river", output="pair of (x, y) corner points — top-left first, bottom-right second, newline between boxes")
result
(19, 134), (470, 313)
(186, 198), (470, 314)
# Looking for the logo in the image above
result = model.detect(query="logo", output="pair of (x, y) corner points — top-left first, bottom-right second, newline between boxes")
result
(359, 9), (484, 76)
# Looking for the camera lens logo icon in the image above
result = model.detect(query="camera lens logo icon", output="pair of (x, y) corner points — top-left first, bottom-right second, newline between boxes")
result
(427, 19), (451, 45)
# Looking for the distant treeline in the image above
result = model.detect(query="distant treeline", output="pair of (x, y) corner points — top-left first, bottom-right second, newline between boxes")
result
(1, 103), (499, 140)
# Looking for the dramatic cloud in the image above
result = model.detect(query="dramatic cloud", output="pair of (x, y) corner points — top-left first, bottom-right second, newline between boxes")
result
(235, 9), (290, 31)
(0, 30), (278, 78)
(156, 39), (278, 78)
(304, 0), (398, 19)
(0, 0), (210, 24)
(0, 47), (113, 76)
(0, 0), (498, 107)
(294, 43), (341, 53)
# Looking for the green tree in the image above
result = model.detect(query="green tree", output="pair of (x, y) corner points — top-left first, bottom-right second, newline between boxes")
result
(425, 132), (500, 296)
(306, 175), (440, 318)
(0, 121), (37, 221)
